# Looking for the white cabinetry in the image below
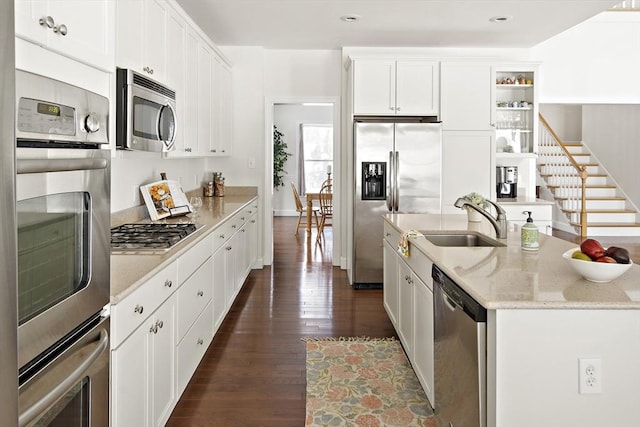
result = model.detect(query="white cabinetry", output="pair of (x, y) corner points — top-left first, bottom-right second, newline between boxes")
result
(211, 57), (233, 156)
(15, 0), (114, 72)
(111, 261), (178, 427)
(352, 59), (439, 116)
(440, 61), (493, 131)
(442, 132), (496, 214)
(115, 0), (169, 81)
(383, 221), (435, 405)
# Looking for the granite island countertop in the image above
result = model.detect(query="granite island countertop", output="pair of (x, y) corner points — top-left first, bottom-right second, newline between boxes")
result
(110, 191), (258, 303)
(385, 213), (640, 310)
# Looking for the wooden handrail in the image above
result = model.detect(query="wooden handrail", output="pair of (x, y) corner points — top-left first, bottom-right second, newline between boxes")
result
(539, 113), (589, 237)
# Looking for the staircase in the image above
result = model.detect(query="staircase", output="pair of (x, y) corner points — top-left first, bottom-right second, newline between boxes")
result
(538, 115), (640, 237)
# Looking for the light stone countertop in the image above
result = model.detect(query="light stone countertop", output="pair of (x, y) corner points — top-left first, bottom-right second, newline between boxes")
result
(496, 196), (554, 205)
(110, 192), (257, 303)
(385, 213), (640, 310)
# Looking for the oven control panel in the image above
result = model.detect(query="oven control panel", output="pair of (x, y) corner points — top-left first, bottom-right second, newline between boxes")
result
(18, 98), (76, 136)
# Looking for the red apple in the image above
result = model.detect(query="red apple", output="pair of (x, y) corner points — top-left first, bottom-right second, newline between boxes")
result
(595, 256), (617, 263)
(580, 238), (605, 260)
(605, 246), (631, 264)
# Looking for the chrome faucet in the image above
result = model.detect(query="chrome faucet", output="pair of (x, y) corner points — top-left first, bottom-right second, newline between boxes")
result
(454, 197), (508, 239)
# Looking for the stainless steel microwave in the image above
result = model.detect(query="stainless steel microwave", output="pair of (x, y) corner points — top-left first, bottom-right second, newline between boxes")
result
(116, 68), (177, 152)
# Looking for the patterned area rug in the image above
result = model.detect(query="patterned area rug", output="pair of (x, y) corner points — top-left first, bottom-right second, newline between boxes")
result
(303, 337), (435, 426)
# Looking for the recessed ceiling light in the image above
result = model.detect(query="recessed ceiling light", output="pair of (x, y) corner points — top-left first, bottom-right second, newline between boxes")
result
(340, 15), (361, 23)
(489, 15), (512, 23)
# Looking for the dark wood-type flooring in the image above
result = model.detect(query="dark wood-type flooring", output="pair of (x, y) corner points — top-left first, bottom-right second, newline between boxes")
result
(166, 218), (640, 426)
(166, 217), (396, 426)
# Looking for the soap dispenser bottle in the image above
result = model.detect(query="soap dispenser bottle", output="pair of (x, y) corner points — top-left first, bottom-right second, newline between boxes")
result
(521, 210), (539, 251)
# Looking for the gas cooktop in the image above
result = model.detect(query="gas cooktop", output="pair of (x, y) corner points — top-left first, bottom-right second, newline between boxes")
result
(111, 223), (198, 253)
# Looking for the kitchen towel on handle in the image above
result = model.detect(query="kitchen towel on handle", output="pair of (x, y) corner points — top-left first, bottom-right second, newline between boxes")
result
(398, 230), (423, 258)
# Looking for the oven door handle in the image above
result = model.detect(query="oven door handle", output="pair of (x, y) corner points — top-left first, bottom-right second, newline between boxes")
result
(18, 329), (109, 427)
(17, 158), (108, 174)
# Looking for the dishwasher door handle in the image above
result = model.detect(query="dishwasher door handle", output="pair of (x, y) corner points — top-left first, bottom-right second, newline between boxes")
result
(440, 288), (461, 312)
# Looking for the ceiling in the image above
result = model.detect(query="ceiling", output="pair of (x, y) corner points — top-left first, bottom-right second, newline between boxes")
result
(175, 0), (620, 50)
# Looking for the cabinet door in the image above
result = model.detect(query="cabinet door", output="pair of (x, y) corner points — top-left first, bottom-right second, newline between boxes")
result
(141, 0), (167, 80)
(115, 0), (143, 71)
(15, 0), (49, 46)
(150, 295), (176, 427)
(213, 58), (233, 156)
(17, 0), (114, 72)
(441, 62), (493, 131)
(212, 244), (228, 329)
(397, 259), (414, 359)
(246, 214), (258, 269)
(396, 60), (439, 116)
(442, 131), (495, 214)
(181, 28), (200, 155)
(111, 324), (149, 427)
(197, 43), (214, 155)
(352, 59), (396, 115)
(165, 7), (186, 151)
(413, 272), (434, 406)
(383, 240), (399, 326)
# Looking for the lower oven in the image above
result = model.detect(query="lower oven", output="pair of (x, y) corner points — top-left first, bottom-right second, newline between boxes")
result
(19, 313), (109, 427)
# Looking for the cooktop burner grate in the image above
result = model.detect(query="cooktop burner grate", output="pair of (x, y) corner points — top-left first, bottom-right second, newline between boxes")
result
(111, 223), (198, 251)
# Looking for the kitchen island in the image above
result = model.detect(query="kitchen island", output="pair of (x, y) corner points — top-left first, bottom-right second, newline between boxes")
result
(384, 213), (640, 427)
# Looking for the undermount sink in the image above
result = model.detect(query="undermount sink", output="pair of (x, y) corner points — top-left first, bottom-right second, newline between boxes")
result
(421, 232), (506, 248)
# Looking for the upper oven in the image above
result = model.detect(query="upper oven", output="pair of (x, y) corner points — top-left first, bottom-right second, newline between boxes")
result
(15, 70), (111, 370)
(116, 67), (177, 152)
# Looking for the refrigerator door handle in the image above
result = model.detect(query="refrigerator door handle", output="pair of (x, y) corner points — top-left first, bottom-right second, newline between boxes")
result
(394, 151), (399, 211)
(386, 151), (393, 211)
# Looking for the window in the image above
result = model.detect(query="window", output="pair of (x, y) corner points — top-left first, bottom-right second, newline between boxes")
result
(300, 124), (333, 192)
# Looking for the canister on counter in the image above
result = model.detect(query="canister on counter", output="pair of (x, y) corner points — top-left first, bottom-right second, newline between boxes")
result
(214, 174), (225, 197)
(203, 181), (214, 197)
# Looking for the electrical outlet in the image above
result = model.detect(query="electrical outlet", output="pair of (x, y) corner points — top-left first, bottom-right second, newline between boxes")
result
(248, 157), (256, 169)
(579, 358), (602, 394)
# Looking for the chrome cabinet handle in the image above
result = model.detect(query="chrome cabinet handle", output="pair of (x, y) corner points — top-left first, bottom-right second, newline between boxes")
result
(385, 232), (391, 237)
(134, 305), (144, 314)
(219, 234), (225, 239)
(241, 216), (245, 220)
(232, 224), (237, 229)
(251, 220), (256, 223)
(197, 338), (204, 345)
(164, 279), (172, 288)
(197, 290), (204, 297)
(39, 16), (54, 28)
(211, 149), (217, 153)
(157, 320), (163, 329)
(226, 246), (232, 251)
(53, 24), (67, 35)
(241, 229), (246, 233)
(150, 324), (158, 334)
(143, 66), (154, 74)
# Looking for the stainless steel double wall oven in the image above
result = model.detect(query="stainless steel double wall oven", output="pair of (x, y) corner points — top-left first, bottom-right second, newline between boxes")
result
(15, 70), (110, 427)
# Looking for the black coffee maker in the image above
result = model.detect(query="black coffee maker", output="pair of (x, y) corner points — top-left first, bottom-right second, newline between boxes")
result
(496, 166), (518, 198)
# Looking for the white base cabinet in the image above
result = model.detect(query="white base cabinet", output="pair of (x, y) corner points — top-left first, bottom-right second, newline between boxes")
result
(383, 221), (435, 406)
(111, 198), (259, 425)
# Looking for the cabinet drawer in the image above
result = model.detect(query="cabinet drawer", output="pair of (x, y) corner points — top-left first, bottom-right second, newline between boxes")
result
(176, 300), (213, 395)
(212, 220), (233, 252)
(177, 257), (213, 340)
(111, 261), (178, 348)
(384, 221), (401, 247)
(177, 234), (212, 285)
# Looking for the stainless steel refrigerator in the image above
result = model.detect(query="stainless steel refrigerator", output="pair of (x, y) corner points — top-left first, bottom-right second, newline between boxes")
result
(1, 0), (19, 425)
(352, 117), (442, 288)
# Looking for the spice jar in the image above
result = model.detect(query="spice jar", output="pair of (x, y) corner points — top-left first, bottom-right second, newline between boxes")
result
(203, 181), (214, 197)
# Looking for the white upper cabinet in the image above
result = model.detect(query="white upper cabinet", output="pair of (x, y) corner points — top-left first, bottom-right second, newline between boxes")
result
(116, 0), (168, 82)
(352, 59), (439, 116)
(15, 0), (114, 72)
(440, 61), (494, 131)
(210, 57), (233, 156)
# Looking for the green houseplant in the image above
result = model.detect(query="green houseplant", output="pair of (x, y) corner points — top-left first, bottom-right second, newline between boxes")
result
(273, 125), (290, 189)
(461, 192), (489, 210)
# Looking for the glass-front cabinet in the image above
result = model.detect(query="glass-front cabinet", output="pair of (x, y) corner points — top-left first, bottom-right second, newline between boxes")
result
(493, 65), (538, 156)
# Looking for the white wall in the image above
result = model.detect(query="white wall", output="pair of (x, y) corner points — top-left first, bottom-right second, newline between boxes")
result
(582, 104), (640, 210)
(273, 104), (333, 216)
(111, 154), (207, 212)
(532, 12), (640, 104)
(539, 104), (582, 142)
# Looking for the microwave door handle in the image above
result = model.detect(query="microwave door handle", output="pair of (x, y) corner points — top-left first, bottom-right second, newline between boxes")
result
(157, 103), (177, 151)
(18, 329), (108, 427)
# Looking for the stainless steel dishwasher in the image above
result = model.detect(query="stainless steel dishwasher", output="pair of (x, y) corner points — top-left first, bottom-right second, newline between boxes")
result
(432, 264), (487, 427)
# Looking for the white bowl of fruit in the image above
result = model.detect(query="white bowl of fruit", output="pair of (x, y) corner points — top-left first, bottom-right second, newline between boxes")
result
(562, 238), (633, 283)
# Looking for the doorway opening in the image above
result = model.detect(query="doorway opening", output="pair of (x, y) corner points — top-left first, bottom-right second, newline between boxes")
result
(264, 97), (340, 267)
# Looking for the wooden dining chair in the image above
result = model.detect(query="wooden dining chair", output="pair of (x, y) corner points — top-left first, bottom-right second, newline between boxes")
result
(316, 181), (333, 243)
(290, 182), (319, 235)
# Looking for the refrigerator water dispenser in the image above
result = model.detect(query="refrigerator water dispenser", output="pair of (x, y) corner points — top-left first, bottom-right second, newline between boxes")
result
(362, 162), (386, 200)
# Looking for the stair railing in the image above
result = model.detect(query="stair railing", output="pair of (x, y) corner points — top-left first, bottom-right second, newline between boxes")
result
(538, 113), (588, 237)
